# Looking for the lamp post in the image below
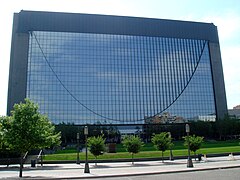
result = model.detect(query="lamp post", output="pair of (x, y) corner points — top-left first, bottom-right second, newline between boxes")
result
(168, 132), (174, 161)
(185, 124), (193, 167)
(76, 132), (80, 164)
(84, 126), (90, 173)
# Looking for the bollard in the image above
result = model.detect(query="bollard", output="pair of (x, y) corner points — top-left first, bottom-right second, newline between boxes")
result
(31, 160), (36, 167)
(228, 153), (235, 161)
(198, 154), (202, 162)
(202, 154), (208, 162)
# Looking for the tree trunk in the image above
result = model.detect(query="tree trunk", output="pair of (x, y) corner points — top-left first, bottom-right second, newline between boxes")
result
(132, 153), (134, 165)
(19, 154), (23, 177)
(95, 156), (97, 166)
(194, 152), (196, 161)
(162, 151), (164, 163)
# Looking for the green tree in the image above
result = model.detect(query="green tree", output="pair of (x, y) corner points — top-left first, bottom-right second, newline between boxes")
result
(0, 116), (11, 155)
(183, 135), (204, 160)
(215, 116), (240, 140)
(122, 135), (144, 164)
(191, 121), (213, 138)
(55, 122), (80, 146)
(87, 135), (106, 166)
(5, 99), (61, 177)
(151, 132), (173, 162)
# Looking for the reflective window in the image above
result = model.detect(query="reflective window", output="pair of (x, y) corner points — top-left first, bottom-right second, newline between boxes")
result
(27, 31), (216, 124)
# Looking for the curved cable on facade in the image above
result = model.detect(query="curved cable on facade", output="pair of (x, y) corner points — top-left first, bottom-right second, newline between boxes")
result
(32, 31), (206, 123)
(32, 32), (119, 122)
(153, 41), (207, 117)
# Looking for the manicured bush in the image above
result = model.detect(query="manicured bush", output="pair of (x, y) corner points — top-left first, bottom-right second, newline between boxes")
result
(88, 135), (106, 165)
(183, 135), (204, 160)
(122, 135), (144, 164)
(151, 132), (173, 162)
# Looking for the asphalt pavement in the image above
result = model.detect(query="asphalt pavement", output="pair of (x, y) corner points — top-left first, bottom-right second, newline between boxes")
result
(0, 155), (240, 179)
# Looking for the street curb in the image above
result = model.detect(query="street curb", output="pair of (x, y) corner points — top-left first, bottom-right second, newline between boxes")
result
(16, 164), (240, 180)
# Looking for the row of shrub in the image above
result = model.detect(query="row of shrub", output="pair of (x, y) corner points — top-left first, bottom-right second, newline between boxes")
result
(87, 132), (204, 165)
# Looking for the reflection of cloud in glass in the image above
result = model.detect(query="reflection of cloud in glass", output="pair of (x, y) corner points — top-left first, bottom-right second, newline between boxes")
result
(27, 31), (216, 124)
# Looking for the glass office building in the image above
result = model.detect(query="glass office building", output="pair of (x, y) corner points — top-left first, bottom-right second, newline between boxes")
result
(7, 11), (228, 125)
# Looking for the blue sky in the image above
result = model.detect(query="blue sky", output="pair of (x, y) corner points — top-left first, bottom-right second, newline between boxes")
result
(0, 0), (239, 116)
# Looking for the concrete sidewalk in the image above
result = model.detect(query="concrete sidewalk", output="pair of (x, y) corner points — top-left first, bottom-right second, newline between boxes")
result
(0, 155), (240, 179)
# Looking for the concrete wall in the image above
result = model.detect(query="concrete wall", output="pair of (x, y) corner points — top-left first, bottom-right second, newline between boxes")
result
(17, 10), (219, 43)
(7, 13), (29, 115)
(209, 42), (228, 119)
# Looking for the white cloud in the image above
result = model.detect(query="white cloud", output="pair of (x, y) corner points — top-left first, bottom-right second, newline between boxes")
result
(213, 12), (240, 109)
(202, 12), (240, 42)
(181, 11), (240, 109)
(221, 46), (240, 109)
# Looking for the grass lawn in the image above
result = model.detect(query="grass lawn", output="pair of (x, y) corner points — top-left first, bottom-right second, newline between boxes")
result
(43, 140), (239, 161)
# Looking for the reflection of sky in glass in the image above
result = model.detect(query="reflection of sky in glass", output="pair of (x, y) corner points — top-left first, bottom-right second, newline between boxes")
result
(27, 31), (215, 124)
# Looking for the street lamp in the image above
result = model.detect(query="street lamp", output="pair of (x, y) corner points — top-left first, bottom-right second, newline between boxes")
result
(76, 132), (80, 164)
(185, 124), (193, 168)
(84, 126), (90, 173)
(168, 132), (174, 161)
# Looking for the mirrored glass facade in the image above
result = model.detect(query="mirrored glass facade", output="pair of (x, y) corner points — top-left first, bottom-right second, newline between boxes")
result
(26, 31), (216, 124)
(8, 11), (228, 125)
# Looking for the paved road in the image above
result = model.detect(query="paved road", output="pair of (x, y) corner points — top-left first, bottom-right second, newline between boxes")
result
(78, 167), (240, 180)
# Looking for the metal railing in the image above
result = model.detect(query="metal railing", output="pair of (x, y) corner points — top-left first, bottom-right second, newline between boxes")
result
(37, 149), (43, 167)
(23, 151), (28, 163)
